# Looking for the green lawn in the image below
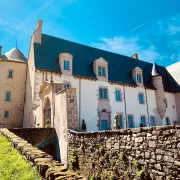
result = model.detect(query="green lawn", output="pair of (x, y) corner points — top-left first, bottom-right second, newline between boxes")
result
(0, 134), (41, 180)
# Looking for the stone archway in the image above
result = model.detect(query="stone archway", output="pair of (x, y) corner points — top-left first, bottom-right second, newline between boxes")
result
(43, 98), (51, 127)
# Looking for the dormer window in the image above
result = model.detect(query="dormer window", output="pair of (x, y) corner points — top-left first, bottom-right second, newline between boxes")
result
(132, 67), (143, 87)
(59, 53), (73, 76)
(93, 57), (108, 81)
(64, 60), (70, 70)
(98, 66), (106, 77)
(137, 74), (142, 83)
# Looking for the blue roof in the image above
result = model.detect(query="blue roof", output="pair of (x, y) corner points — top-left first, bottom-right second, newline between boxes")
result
(34, 34), (180, 92)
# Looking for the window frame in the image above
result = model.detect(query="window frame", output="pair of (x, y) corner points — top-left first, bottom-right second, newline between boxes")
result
(64, 84), (70, 88)
(98, 66), (106, 77)
(64, 60), (70, 70)
(115, 90), (121, 102)
(127, 115), (134, 128)
(5, 91), (11, 101)
(4, 111), (9, 118)
(99, 87), (108, 100)
(140, 115), (146, 127)
(136, 73), (142, 83)
(8, 69), (13, 78)
(150, 116), (155, 126)
(138, 93), (144, 104)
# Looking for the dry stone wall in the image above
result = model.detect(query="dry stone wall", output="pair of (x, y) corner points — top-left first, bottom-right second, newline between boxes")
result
(68, 126), (180, 180)
(0, 128), (84, 180)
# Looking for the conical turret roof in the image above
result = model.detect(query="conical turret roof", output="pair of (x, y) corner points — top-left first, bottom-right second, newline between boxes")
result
(151, 62), (160, 76)
(0, 47), (27, 62)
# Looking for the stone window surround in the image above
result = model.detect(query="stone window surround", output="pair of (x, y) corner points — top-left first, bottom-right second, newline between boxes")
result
(138, 92), (145, 105)
(59, 53), (73, 76)
(93, 57), (108, 82)
(8, 69), (13, 78)
(114, 88), (123, 102)
(98, 86), (109, 101)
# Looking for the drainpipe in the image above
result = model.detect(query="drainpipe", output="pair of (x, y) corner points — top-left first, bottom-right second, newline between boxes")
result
(145, 88), (150, 127)
(79, 78), (81, 130)
(123, 85), (128, 128)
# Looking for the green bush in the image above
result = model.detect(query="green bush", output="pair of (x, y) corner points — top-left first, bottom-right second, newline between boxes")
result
(36, 123), (40, 127)
(69, 149), (78, 170)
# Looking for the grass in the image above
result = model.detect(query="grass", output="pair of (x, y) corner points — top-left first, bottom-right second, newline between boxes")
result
(0, 134), (41, 180)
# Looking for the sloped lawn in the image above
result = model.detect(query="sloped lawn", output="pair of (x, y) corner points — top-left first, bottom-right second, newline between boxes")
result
(0, 134), (41, 180)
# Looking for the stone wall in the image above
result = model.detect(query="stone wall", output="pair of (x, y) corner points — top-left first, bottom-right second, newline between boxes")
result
(68, 126), (180, 180)
(0, 128), (84, 180)
(9, 128), (58, 160)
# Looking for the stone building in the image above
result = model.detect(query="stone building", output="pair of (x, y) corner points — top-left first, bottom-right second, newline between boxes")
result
(0, 46), (27, 128)
(23, 20), (180, 132)
(1, 20), (180, 130)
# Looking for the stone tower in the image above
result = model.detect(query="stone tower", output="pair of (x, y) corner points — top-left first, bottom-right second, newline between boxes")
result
(152, 62), (166, 119)
(0, 46), (27, 128)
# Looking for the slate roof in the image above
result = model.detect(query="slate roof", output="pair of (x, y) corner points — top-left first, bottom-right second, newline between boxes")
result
(34, 34), (180, 92)
(0, 48), (27, 62)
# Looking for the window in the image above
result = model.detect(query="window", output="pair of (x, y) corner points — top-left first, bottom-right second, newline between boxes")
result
(64, 60), (70, 70)
(138, 93), (144, 104)
(165, 117), (170, 125)
(118, 115), (123, 129)
(128, 115), (134, 128)
(115, 90), (121, 101)
(6, 92), (11, 101)
(4, 111), (9, 118)
(140, 116), (146, 127)
(64, 84), (70, 88)
(8, 70), (13, 78)
(98, 66), (106, 77)
(137, 74), (142, 83)
(99, 88), (108, 100)
(150, 116), (155, 126)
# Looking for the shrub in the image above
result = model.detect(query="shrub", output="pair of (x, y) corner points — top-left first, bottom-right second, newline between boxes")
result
(133, 159), (139, 168)
(69, 149), (78, 170)
(36, 123), (40, 127)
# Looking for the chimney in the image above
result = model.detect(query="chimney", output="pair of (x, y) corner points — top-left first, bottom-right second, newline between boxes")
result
(33, 20), (43, 44)
(0, 46), (2, 56)
(131, 53), (139, 60)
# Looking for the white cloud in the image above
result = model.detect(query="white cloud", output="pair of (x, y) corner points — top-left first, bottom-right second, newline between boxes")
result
(168, 25), (180, 35)
(92, 36), (161, 62)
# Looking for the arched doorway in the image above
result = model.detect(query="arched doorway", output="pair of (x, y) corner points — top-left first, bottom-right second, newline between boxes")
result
(44, 98), (51, 127)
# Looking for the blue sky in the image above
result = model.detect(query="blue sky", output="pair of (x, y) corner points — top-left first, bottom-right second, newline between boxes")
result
(0, 0), (180, 66)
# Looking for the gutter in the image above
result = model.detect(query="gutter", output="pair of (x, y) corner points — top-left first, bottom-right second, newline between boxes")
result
(79, 79), (81, 130)
(123, 85), (128, 128)
(145, 88), (150, 126)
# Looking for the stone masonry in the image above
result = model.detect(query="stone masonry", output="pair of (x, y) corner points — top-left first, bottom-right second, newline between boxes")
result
(68, 125), (180, 180)
(0, 61), (27, 128)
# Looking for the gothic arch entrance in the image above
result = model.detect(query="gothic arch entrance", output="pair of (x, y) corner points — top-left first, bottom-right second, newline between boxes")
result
(44, 98), (51, 127)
